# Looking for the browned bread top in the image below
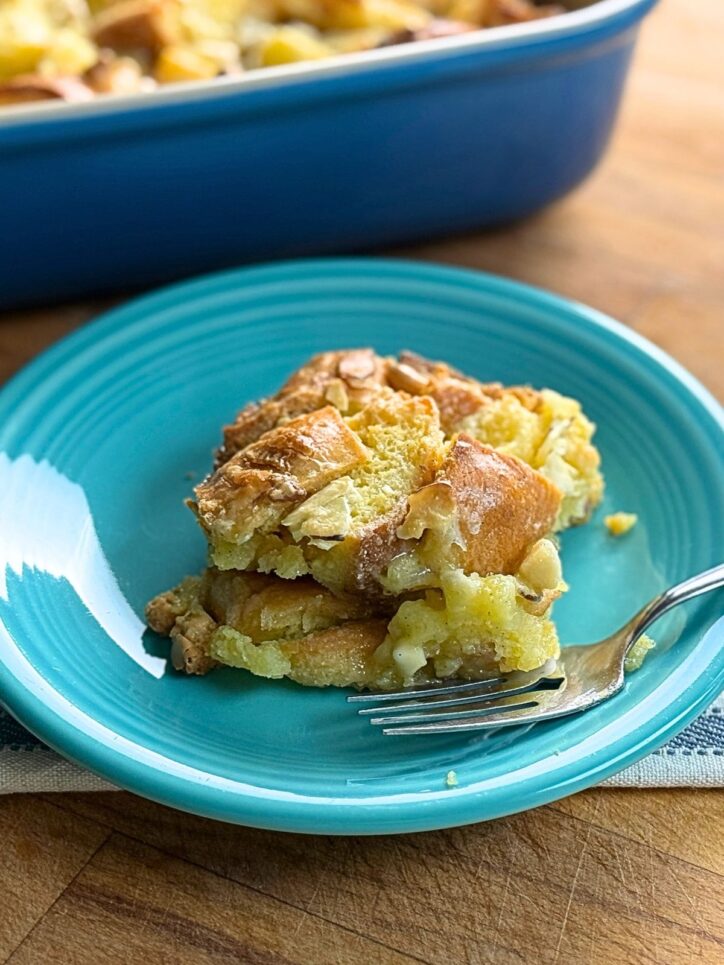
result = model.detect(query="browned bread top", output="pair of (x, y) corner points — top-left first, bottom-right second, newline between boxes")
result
(195, 405), (369, 544)
(217, 349), (391, 466)
(400, 436), (562, 579)
(189, 348), (601, 598)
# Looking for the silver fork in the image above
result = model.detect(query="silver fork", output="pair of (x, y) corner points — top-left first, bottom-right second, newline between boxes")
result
(348, 563), (724, 735)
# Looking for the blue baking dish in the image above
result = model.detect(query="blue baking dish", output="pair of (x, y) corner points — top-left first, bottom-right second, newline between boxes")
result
(0, 0), (657, 309)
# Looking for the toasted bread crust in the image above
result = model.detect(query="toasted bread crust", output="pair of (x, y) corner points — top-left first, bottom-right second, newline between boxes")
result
(432, 436), (561, 575)
(145, 568), (382, 680)
(217, 348), (544, 463)
(217, 349), (390, 465)
(203, 568), (374, 639)
(278, 620), (389, 687)
(195, 405), (369, 543)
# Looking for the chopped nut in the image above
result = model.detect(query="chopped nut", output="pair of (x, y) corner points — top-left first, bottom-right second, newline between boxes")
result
(324, 378), (350, 412)
(386, 360), (431, 394)
(337, 349), (379, 383)
(392, 641), (428, 681)
(169, 606), (218, 674)
(518, 538), (562, 594)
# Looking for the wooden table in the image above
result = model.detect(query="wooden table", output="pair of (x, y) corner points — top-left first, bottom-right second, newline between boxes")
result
(1, 1), (722, 961)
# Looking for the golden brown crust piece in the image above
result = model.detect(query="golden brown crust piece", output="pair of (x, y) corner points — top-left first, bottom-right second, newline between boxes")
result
(203, 569), (374, 639)
(217, 349), (390, 465)
(194, 405), (369, 543)
(427, 435), (562, 576)
(387, 351), (541, 432)
(145, 568), (382, 680)
(91, 0), (180, 51)
(277, 621), (389, 688)
(217, 348), (545, 463)
(394, 435), (561, 582)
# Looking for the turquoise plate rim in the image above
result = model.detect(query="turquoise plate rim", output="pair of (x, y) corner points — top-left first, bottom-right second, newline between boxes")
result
(0, 258), (722, 834)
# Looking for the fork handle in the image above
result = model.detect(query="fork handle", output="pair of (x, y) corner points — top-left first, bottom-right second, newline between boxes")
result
(626, 562), (724, 653)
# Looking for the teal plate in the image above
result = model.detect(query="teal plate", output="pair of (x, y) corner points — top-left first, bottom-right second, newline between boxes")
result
(0, 259), (722, 834)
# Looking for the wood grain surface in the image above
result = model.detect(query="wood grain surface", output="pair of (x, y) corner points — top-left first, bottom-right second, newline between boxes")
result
(0, 1), (722, 962)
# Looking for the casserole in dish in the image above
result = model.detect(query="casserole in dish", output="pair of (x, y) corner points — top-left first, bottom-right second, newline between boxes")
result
(0, 1), (568, 102)
(0, 0), (657, 307)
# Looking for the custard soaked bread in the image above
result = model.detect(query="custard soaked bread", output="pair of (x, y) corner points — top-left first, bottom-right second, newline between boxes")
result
(147, 543), (563, 688)
(147, 348), (601, 688)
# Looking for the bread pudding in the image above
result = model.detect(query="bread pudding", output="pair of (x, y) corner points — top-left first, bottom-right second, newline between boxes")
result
(0, 1), (565, 110)
(147, 348), (602, 689)
(147, 538), (563, 687)
(203, 349), (601, 545)
(195, 397), (562, 600)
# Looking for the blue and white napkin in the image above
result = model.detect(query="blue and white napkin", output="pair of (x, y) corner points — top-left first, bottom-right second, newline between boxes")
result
(1, 695), (722, 793)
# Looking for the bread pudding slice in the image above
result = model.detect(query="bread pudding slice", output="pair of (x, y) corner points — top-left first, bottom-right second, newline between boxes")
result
(193, 391), (562, 601)
(145, 348), (598, 690)
(146, 538), (564, 688)
(216, 349), (603, 530)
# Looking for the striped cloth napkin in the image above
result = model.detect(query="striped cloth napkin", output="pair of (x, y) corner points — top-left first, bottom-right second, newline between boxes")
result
(1, 695), (722, 794)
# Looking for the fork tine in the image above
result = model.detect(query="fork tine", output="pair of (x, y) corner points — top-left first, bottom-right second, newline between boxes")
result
(368, 688), (558, 726)
(371, 699), (541, 726)
(347, 664), (553, 705)
(383, 707), (543, 734)
(357, 674), (562, 717)
(381, 694), (579, 734)
(346, 675), (507, 703)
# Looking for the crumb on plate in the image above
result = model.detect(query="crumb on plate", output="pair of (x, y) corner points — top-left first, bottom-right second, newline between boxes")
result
(604, 512), (638, 536)
(445, 770), (458, 788)
(625, 633), (655, 672)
